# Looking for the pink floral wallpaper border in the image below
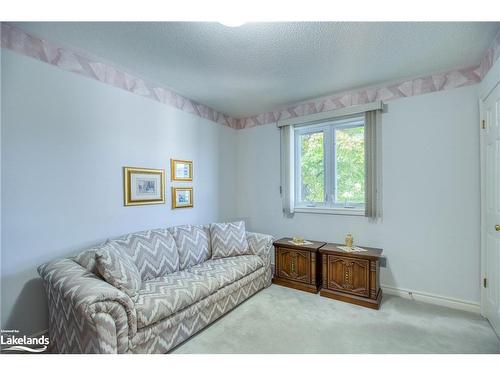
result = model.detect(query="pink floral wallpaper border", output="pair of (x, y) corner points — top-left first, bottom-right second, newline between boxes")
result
(2, 23), (499, 130)
(0, 23), (240, 129)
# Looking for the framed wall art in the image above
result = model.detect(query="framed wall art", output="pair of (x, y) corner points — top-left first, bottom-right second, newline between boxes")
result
(123, 167), (165, 206)
(170, 159), (193, 181)
(171, 187), (193, 209)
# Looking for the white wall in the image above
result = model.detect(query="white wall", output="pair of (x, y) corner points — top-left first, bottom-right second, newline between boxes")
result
(236, 84), (481, 304)
(480, 55), (500, 101)
(0, 49), (237, 335)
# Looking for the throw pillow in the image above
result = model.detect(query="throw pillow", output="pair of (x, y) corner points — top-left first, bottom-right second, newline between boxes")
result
(210, 221), (250, 259)
(110, 228), (179, 280)
(168, 225), (211, 269)
(95, 241), (141, 300)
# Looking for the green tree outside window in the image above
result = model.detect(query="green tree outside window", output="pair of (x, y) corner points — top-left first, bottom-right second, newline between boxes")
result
(299, 126), (364, 205)
(300, 132), (324, 202)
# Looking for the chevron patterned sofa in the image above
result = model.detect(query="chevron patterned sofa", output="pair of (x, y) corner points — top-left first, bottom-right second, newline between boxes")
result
(38, 223), (273, 354)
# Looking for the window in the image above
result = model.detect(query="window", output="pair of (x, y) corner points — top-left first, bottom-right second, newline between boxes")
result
(294, 115), (365, 212)
(280, 102), (381, 218)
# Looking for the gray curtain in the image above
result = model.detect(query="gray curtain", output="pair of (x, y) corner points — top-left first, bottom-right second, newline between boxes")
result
(364, 110), (381, 218)
(280, 125), (295, 217)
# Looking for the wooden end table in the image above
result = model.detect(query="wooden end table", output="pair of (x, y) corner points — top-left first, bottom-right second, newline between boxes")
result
(319, 243), (383, 309)
(272, 238), (325, 293)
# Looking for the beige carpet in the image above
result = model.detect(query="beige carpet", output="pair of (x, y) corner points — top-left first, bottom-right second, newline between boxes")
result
(172, 284), (500, 354)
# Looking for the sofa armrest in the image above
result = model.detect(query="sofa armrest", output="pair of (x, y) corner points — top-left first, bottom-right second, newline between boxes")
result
(38, 258), (137, 353)
(246, 231), (274, 286)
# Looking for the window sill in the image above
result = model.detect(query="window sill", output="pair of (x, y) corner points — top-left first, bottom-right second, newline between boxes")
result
(293, 206), (365, 216)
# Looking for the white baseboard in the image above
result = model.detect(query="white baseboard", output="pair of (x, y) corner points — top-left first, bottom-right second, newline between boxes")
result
(271, 264), (480, 314)
(381, 285), (480, 314)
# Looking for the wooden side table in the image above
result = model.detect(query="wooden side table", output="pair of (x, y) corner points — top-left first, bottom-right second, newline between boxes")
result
(272, 238), (325, 293)
(319, 243), (383, 309)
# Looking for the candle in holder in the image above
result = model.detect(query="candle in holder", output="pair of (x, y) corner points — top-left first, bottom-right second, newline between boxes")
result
(345, 233), (353, 248)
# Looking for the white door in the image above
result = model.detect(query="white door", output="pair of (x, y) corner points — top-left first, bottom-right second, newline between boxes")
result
(481, 82), (500, 335)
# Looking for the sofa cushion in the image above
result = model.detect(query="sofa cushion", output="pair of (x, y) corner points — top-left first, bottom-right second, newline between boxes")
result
(95, 241), (142, 300)
(109, 229), (179, 281)
(73, 246), (102, 275)
(135, 271), (220, 328)
(210, 221), (250, 259)
(187, 255), (264, 288)
(168, 225), (211, 270)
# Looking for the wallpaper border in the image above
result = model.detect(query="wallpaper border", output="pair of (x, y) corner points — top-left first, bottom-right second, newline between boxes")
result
(0, 23), (240, 129)
(236, 27), (500, 129)
(2, 23), (499, 130)
(235, 65), (482, 129)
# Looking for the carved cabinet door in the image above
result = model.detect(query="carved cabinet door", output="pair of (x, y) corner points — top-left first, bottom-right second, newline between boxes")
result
(277, 248), (311, 283)
(327, 255), (370, 297)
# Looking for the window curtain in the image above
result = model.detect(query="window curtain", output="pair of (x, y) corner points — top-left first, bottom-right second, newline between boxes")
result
(364, 110), (381, 218)
(280, 125), (295, 217)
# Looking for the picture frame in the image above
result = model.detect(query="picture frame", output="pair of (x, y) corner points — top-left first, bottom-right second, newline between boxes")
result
(171, 187), (193, 209)
(123, 167), (165, 206)
(170, 159), (193, 181)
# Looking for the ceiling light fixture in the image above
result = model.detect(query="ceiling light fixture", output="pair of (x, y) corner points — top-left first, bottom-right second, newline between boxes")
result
(218, 20), (246, 28)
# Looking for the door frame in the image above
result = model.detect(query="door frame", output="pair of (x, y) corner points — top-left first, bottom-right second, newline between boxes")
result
(479, 95), (486, 317)
(479, 75), (500, 317)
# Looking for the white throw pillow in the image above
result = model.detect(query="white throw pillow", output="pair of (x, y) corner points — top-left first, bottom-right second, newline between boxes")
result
(210, 221), (250, 259)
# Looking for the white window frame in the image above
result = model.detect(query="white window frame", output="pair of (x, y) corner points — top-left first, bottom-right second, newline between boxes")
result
(294, 116), (365, 216)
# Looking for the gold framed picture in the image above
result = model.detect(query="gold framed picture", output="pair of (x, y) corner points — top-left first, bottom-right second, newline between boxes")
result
(123, 167), (165, 206)
(170, 159), (193, 181)
(171, 187), (193, 209)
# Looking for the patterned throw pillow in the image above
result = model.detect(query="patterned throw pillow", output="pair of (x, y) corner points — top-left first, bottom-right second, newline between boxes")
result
(210, 221), (250, 259)
(110, 229), (179, 281)
(168, 225), (211, 270)
(73, 246), (102, 275)
(95, 241), (142, 300)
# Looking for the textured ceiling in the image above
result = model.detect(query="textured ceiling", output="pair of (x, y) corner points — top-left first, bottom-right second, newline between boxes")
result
(13, 22), (500, 118)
